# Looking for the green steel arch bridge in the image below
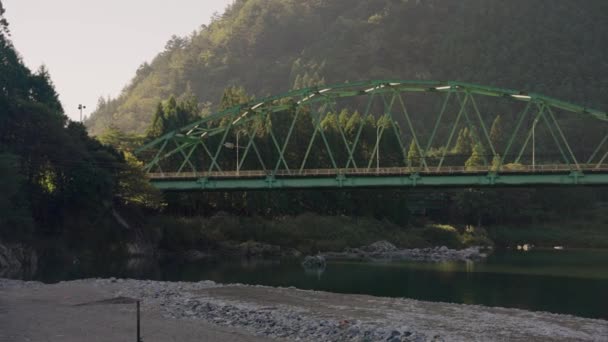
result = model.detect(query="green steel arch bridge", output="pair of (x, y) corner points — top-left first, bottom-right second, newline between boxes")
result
(135, 80), (608, 191)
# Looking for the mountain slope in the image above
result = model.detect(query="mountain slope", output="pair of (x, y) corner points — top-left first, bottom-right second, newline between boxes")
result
(85, 0), (608, 135)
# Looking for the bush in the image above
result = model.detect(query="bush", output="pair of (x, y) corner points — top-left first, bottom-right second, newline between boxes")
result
(421, 224), (462, 248)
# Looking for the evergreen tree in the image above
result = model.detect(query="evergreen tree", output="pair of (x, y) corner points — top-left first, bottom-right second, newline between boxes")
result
(489, 115), (504, 151)
(491, 154), (502, 172)
(465, 143), (486, 170)
(407, 139), (421, 167)
(338, 109), (350, 130)
(219, 86), (251, 111)
(453, 127), (472, 156)
(147, 103), (167, 138)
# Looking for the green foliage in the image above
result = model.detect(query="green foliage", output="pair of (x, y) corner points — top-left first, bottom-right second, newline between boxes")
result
(453, 128), (472, 156)
(0, 151), (33, 240)
(421, 224), (462, 248)
(489, 115), (503, 150)
(407, 139), (421, 167)
(85, 0), (608, 138)
(0, 0), (9, 36)
(114, 153), (163, 209)
(152, 214), (478, 255)
(219, 86), (251, 111)
(98, 126), (144, 153)
(0, 6), (162, 250)
(465, 143), (485, 170)
(147, 96), (200, 138)
(486, 207), (608, 248)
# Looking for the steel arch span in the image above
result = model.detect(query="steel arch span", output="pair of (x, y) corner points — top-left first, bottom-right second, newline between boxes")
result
(135, 80), (608, 190)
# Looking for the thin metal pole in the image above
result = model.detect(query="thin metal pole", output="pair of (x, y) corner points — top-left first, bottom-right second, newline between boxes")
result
(78, 104), (86, 123)
(376, 125), (380, 173)
(236, 131), (240, 176)
(532, 119), (536, 171)
(137, 300), (141, 342)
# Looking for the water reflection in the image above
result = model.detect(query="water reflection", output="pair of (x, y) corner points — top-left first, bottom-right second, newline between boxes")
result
(465, 259), (475, 273)
(21, 249), (608, 320)
(303, 265), (325, 280)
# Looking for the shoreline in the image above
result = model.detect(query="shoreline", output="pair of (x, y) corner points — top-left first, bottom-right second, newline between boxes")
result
(1, 278), (606, 341)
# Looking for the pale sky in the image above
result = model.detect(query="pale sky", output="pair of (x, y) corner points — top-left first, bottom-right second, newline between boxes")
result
(3, 0), (233, 121)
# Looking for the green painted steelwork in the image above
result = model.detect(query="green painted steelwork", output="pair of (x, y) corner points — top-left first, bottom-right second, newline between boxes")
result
(151, 172), (608, 191)
(135, 80), (608, 190)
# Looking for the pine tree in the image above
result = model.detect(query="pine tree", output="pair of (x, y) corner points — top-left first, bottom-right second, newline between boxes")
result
(491, 154), (502, 172)
(338, 109), (350, 131)
(292, 74), (302, 90)
(345, 110), (361, 137)
(465, 143), (486, 170)
(147, 103), (166, 138)
(219, 86), (250, 111)
(453, 127), (472, 156)
(407, 139), (422, 167)
(490, 115), (503, 151)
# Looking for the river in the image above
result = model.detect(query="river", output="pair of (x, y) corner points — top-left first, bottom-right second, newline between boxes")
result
(29, 248), (608, 320)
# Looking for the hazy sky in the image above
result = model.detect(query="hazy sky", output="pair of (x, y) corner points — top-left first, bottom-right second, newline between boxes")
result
(3, 0), (233, 121)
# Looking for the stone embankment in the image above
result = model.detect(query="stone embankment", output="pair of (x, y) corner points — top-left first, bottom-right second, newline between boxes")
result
(324, 241), (488, 262)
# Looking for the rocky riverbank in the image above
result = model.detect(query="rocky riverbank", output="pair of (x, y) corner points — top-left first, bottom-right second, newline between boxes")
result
(323, 241), (489, 262)
(1, 278), (605, 341)
(0, 241), (37, 278)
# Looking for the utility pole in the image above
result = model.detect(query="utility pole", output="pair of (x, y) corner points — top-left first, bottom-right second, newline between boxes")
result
(78, 104), (86, 123)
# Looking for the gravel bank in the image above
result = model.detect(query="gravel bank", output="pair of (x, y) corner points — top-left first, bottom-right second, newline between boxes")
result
(323, 241), (489, 263)
(1, 278), (606, 341)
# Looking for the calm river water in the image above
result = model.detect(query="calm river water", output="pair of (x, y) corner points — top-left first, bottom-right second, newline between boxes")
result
(32, 249), (608, 320)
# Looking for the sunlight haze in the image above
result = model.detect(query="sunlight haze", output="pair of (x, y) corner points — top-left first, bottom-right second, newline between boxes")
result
(3, 0), (233, 121)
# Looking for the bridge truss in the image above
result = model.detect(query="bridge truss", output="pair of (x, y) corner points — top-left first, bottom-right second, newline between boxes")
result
(136, 81), (608, 190)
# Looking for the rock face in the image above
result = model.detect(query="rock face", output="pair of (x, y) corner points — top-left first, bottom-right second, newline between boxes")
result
(329, 242), (488, 263)
(302, 255), (326, 269)
(0, 241), (37, 278)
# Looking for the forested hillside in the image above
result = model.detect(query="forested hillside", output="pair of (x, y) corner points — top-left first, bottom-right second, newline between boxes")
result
(0, 2), (160, 252)
(86, 0), (608, 135)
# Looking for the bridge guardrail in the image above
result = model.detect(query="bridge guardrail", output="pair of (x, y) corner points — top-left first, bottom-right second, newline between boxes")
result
(148, 164), (608, 180)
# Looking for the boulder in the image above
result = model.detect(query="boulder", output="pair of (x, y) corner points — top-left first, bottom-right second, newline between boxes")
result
(238, 241), (281, 257)
(183, 250), (209, 261)
(361, 241), (398, 254)
(302, 255), (326, 269)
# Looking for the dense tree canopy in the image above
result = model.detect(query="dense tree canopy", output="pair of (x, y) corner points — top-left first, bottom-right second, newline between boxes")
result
(86, 0), (608, 137)
(0, 2), (160, 248)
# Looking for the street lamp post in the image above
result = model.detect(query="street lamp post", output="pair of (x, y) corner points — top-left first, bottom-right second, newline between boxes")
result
(223, 131), (242, 176)
(78, 104), (86, 123)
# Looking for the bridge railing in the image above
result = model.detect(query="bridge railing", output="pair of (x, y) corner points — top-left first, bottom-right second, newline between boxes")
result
(148, 164), (608, 180)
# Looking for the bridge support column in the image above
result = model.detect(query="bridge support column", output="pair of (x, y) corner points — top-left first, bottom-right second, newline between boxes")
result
(336, 174), (346, 188)
(569, 171), (584, 185)
(196, 177), (209, 189)
(410, 173), (421, 187)
(487, 173), (498, 185)
(265, 175), (276, 189)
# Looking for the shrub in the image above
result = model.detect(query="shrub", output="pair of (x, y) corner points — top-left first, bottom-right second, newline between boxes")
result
(421, 224), (462, 248)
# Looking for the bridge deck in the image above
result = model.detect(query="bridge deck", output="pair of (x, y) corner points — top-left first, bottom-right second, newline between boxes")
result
(148, 164), (608, 190)
(150, 164), (608, 180)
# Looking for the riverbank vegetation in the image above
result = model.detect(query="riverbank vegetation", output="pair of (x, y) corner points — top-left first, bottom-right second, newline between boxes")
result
(0, 3), (161, 255)
(148, 214), (492, 256)
(1, 0), (608, 262)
